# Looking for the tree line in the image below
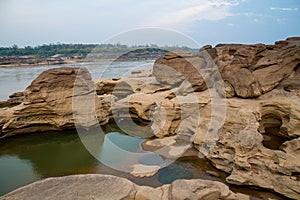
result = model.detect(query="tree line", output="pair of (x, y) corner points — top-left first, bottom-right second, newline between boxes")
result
(0, 43), (196, 57)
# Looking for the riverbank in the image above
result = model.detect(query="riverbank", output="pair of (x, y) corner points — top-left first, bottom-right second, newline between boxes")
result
(0, 56), (154, 68)
(0, 48), (169, 68)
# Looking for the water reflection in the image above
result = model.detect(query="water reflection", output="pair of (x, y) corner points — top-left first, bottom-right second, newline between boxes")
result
(0, 156), (40, 195)
(0, 127), (285, 200)
(0, 123), (220, 196)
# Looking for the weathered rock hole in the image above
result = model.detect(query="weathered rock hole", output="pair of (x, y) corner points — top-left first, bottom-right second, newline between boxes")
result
(0, 129), (4, 137)
(228, 49), (236, 55)
(258, 113), (289, 150)
(294, 63), (300, 73)
(291, 172), (300, 181)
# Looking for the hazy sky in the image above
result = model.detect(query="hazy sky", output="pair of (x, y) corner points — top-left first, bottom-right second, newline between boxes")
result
(0, 0), (299, 47)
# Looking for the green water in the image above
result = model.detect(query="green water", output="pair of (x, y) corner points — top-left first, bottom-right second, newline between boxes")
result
(0, 123), (219, 195)
(0, 123), (285, 200)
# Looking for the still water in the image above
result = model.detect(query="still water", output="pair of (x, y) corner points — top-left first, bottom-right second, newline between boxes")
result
(0, 122), (226, 195)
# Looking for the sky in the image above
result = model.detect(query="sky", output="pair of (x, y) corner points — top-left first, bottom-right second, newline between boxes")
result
(0, 0), (299, 47)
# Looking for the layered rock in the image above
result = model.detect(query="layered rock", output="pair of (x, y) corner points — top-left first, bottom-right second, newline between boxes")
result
(113, 38), (300, 198)
(193, 90), (300, 199)
(150, 37), (300, 199)
(0, 92), (24, 108)
(0, 67), (111, 138)
(153, 37), (300, 98)
(216, 38), (300, 98)
(0, 174), (247, 200)
(153, 50), (215, 92)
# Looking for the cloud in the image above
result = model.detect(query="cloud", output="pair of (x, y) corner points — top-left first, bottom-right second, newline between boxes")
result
(270, 7), (298, 11)
(234, 12), (277, 24)
(143, 0), (239, 30)
(252, 18), (260, 23)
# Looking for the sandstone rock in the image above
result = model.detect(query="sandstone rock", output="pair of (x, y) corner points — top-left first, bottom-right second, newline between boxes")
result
(163, 50), (194, 60)
(199, 45), (217, 60)
(0, 92), (24, 108)
(0, 174), (246, 200)
(130, 164), (160, 178)
(0, 175), (136, 200)
(205, 170), (220, 177)
(9, 92), (24, 98)
(0, 67), (111, 138)
(215, 38), (300, 98)
(95, 78), (120, 95)
(113, 80), (135, 99)
(169, 179), (237, 200)
(112, 91), (167, 123)
(1, 38), (300, 200)
(112, 69), (153, 99)
(153, 53), (209, 92)
(134, 186), (163, 200)
(215, 81), (235, 98)
(225, 68), (261, 98)
(152, 38), (299, 98)
(152, 38), (300, 98)
(194, 90), (300, 199)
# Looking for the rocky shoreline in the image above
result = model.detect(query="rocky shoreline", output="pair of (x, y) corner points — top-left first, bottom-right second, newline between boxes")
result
(0, 56), (81, 67)
(0, 49), (166, 68)
(0, 37), (300, 199)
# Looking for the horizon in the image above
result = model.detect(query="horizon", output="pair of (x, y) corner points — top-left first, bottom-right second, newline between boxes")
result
(1, 0), (299, 47)
(1, 36), (299, 49)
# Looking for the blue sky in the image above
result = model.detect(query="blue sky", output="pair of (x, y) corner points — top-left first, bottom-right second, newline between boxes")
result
(0, 0), (299, 47)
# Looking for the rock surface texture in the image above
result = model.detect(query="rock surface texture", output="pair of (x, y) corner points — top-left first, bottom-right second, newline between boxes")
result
(152, 38), (300, 199)
(0, 67), (111, 138)
(0, 174), (248, 200)
(0, 37), (299, 199)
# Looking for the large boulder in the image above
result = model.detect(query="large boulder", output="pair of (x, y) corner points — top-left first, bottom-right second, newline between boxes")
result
(153, 38), (300, 98)
(0, 67), (111, 138)
(153, 51), (209, 92)
(0, 174), (246, 200)
(216, 37), (300, 98)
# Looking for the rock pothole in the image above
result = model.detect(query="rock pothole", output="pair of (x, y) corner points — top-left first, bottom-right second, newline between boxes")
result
(258, 112), (289, 150)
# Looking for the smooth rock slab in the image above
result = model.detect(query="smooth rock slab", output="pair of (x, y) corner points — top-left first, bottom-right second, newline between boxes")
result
(0, 174), (136, 200)
(1, 174), (246, 200)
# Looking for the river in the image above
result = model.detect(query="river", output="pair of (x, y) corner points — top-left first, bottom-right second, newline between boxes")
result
(0, 60), (154, 101)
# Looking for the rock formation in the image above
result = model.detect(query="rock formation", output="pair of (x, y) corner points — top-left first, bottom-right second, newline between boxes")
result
(113, 37), (300, 199)
(151, 37), (300, 199)
(154, 37), (300, 98)
(0, 37), (299, 199)
(0, 67), (111, 138)
(0, 174), (248, 200)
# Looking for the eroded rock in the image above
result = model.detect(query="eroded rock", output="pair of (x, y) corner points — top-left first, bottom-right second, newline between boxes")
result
(1, 38), (300, 199)
(0, 67), (111, 138)
(194, 91), (300, 199)
(0, 174), (246, 200)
